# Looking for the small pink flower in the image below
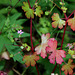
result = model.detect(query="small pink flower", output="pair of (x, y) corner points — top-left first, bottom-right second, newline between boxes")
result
(18, 30), (24, 35)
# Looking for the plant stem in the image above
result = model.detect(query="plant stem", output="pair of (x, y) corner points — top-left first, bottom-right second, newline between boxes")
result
(30, 18), (34, 53)
(30, 18), (39, 75)
(22, 68), (28, 75)
(28, 0), (31, 8)
(50, 0), (61, 10)
(8, 0), (20, 15)
(52, 63), (57, 73)
(28, 0), (39, 75)
(35, 64), (40, 75)
(52, 13), (68, 75)
(60, 13), (67, 50)
(32, 0), (38, 9)
(59, 64), (61, 75)
(12, 68), (21, 75)
(68, 10), (75, 19)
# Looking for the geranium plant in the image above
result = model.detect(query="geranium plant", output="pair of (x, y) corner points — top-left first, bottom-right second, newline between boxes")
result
(0, 0), (75, 75)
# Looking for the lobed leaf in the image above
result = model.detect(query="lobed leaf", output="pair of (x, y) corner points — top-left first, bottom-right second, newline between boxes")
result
(22, 2), (34, 19)
(23, 52), (39, 67)
(35, 6), (43, 17)
(61, 59), (75, 75)
(67, 15), (75, 31)
(51, 13), (65, 29)
(35, 33), (50, 58)
(46, 38), (66, 64)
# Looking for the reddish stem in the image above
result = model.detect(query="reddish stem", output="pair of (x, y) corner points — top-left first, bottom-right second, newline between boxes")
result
(59, 64), (61, 75)
(52, 63), (57, 73)
(34, 43), (40, 48)
(68, 10), (75, 19)
(73, 72), (75, 74)
(30, 11), (40, 75)
(52, 14), (68, 75)
(35, 64), (40, 75)
(28, 0), (39, 75)
(63, 60), (67, 64)
(61, 0), (62, 2)
(28, 0), (31, 8)
(58, 14), (67, 75)
(32, 0), (38, 9)
(60, 14), (68, 50)
(30, 18), (34, 53)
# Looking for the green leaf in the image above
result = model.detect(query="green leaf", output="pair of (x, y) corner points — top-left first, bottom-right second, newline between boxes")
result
(8, 70), (14, 75)
(13, 53), (24, 64)
(0, 18), (6, 30)
(39, 27), (49, 34)
(0, 60), (5, 70)
(66, 0), (75, 2)
(35, 6), (43, 17)
(0, 0), (22, 7)
(0, 14), (5, 22)
(13, 32), (30, 38)
(37, 56), (55, 74)
(10, 13), (22, 24)
(5, 43), (24, 64)
(22, 2), (34, 19)
(38, 0), (52, 10)
(67, 3), (75, 13)
(15, 19), (28, 25)
(0, 35), (12, 53)
(32, 21), (42, 36)
(0, 8), (18, 14)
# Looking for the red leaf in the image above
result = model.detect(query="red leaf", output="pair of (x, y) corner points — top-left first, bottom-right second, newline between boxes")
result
(67, 15), (75, 31)
(46, 38), (66, 64)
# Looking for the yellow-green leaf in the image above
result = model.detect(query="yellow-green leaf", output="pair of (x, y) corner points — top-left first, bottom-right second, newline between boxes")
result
(35, 6), (43, 17)
(22, 2), (34, 19)
(51, 13), (65, 29)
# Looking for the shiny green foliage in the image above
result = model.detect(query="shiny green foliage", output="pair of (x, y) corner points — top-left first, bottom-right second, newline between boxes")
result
(35, 6), (43, 17)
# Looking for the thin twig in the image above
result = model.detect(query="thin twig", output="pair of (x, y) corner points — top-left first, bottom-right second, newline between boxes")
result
(50, 0), (61, 10)
(12, 68), (21, 75)
(8, 0), (20, 15)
